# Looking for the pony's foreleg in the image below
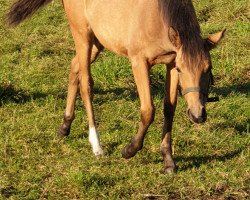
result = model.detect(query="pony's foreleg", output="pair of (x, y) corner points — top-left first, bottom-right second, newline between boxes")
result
(122, 57), (155, 159)
(58, 56), (79, 137)
(161, 65), (178, 174)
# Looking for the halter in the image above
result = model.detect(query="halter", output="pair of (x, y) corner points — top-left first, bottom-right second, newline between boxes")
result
(181, 87), (206, 96)
(178, 71), (219, 102)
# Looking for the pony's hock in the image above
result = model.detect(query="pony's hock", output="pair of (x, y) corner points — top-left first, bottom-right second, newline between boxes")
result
(7, 0), (225, 173)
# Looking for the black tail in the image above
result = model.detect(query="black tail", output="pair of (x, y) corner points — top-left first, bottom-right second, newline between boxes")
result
(7, 0), (53, 26)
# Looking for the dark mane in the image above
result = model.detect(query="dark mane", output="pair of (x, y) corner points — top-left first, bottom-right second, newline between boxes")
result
(159, 0), (206, 67)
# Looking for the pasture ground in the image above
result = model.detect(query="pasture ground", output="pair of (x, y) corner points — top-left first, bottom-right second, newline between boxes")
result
(0, 0), (249, 199)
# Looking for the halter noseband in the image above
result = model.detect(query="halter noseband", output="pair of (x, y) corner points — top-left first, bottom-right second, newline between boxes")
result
(178, 71), (219, 103)
(181, 87), (206, 96)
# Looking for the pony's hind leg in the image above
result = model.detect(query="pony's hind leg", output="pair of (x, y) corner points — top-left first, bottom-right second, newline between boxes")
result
(76, 41), (103, 156)
(58, 48), (104, 155)
(161, 65), (178, 173)
(85, 42), (104, 156)
(91, 39), (104, 64)
(58, 41), (103, 137)
(63, 0), (103, 156)
(122, 57), (155, 159)
(58, 56), (79, 137)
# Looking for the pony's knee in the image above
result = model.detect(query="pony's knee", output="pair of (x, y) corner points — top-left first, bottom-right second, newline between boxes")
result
(140, 106), (155, 126)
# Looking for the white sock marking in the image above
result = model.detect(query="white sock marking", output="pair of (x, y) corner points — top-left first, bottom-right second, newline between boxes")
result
(89, 127), (104, 156)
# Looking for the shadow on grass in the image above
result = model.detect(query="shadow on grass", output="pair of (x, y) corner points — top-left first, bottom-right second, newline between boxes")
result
(1, 79), (248, 106)
(0, 83), (68, 106)
(0, 83), (137, 106)
(209, 120), (249, 135)
(0, 84), (48, 106)
(105, 141), (121, 156)
(175, 147), (246, 171)
(93, 80), (165, 104)
(94, 87), (138, 103)
(93, 79), (249, 105)
(0, 186), (18, 199)
(212, 81), (250, 97)
(141, 145), (247, 172)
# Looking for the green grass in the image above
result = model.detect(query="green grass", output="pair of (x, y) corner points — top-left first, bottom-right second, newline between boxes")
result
(0, 0), (249, 199)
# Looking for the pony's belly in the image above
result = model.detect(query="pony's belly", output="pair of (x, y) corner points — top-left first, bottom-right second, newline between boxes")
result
(86, 0), (136, 56)
(93, 29), (129, 57)
(85, 0), (171, 58)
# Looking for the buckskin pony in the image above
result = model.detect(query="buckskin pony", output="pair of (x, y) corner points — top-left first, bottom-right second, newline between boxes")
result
(7, 0), (225, 173)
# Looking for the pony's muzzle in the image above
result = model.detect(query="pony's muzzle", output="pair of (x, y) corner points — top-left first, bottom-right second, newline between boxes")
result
(187, 107), (207, 124)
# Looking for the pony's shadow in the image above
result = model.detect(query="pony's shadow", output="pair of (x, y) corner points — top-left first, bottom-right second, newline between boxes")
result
(0, 84), (53, 106)
(174, 148), (245, 171)
(209, 120), (249, 135)
(93, 74), (166, 104)
(105, 141), (121, 156)
(0, 83), (136, 107)
(94, 87), (138, 103)
(143, 147), (246, 171)
(1, 77), (248, 106)
(211, 81), (249, 97)
(94, 78), (250, 104)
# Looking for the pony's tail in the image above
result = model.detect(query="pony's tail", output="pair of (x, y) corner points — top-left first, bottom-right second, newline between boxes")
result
(7, 0), (53, 26)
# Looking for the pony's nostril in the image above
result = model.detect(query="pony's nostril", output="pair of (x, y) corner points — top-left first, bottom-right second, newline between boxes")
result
(187, 108), (207, 124)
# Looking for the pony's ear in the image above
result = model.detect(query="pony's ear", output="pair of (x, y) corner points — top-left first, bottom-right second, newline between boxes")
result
(169, 27), (181, 49)
(205, 29), (226, 50)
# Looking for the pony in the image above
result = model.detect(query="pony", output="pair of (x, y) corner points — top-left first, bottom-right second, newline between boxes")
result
(7, 0), (225, 173)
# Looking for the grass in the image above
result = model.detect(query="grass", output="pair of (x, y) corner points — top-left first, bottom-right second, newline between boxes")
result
(0, 0), (249, 199)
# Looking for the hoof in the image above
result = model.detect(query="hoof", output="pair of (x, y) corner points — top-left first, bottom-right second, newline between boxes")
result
(93, 147), (105, 157)
(58, 114), (74, 137)
(121, 144), (140, 159)
(163, 166), (177, 174)
(57, 126), (70, 137)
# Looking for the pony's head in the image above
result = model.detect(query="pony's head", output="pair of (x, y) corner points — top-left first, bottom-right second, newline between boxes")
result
(169, 28), (225, 123)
